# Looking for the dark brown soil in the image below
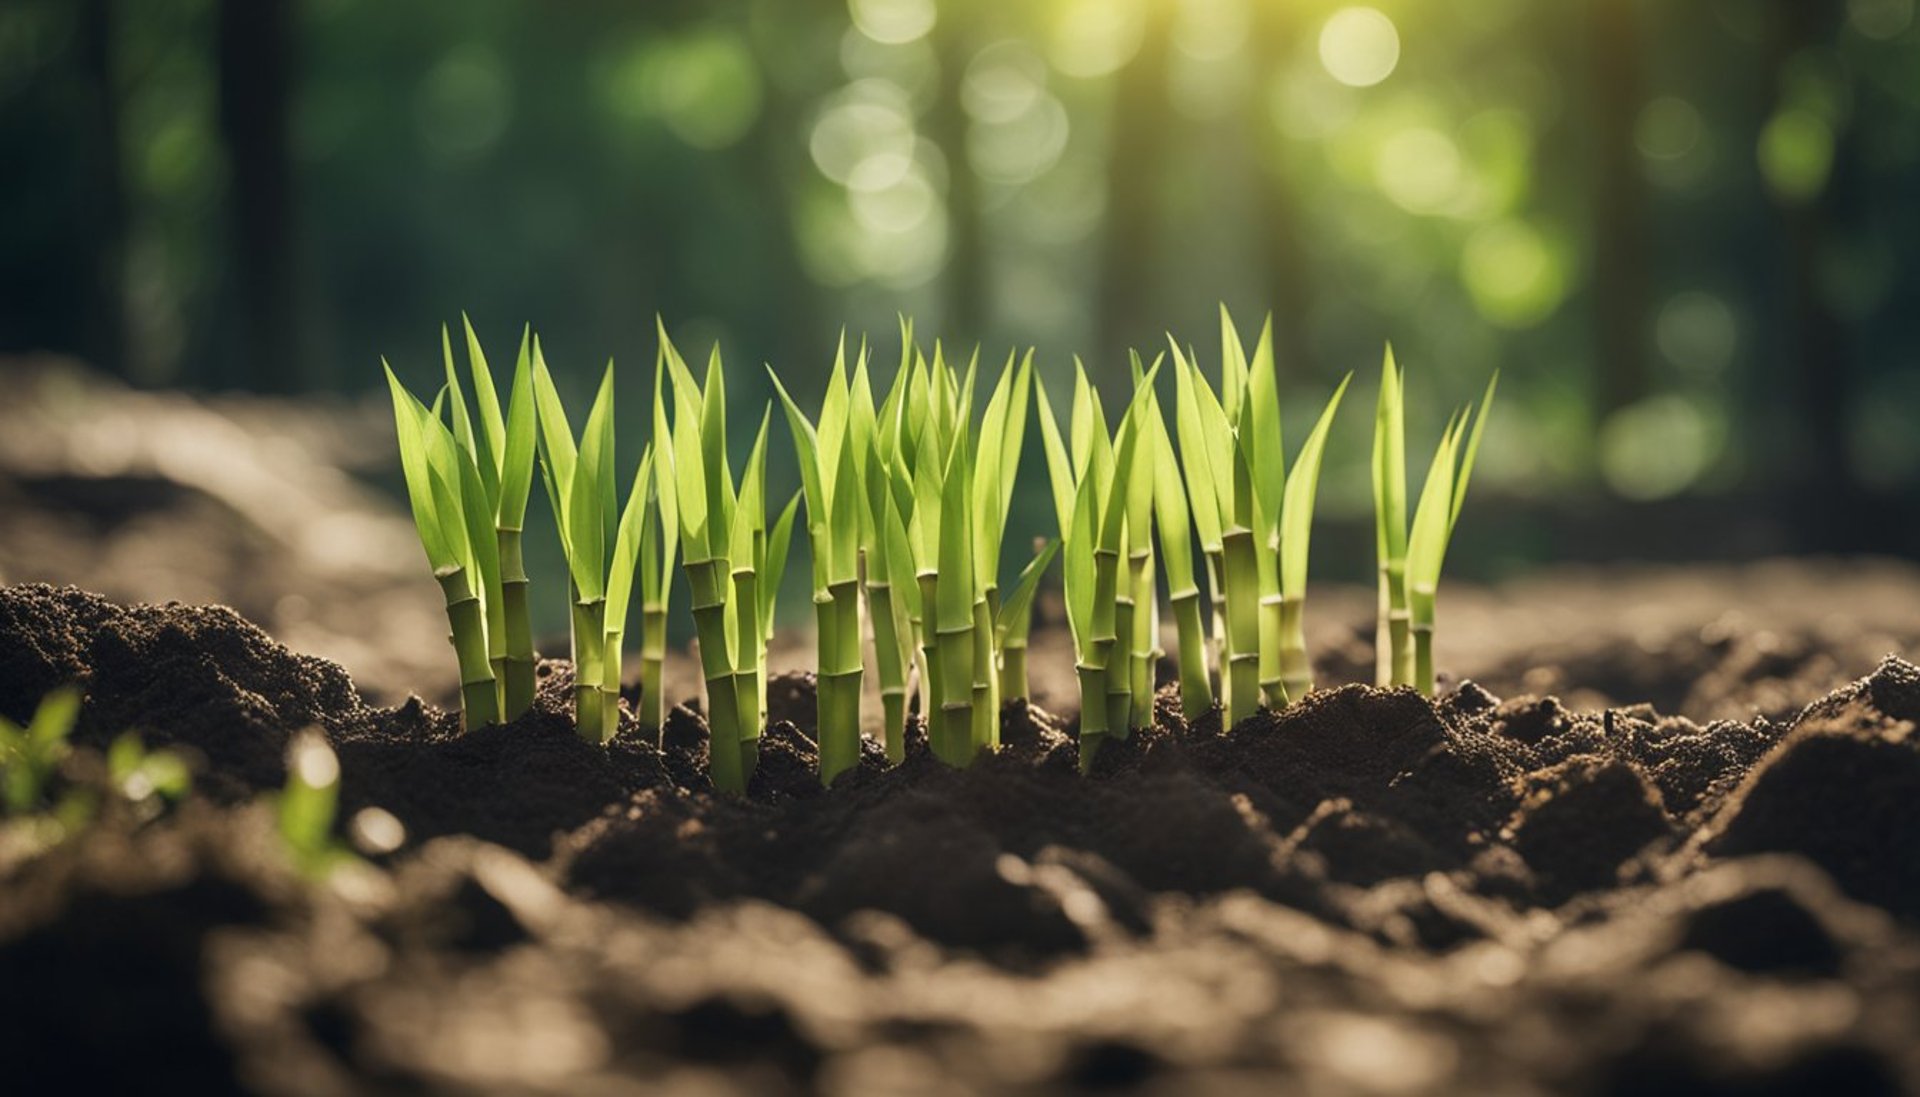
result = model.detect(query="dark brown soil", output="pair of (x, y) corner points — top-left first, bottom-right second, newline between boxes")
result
(4, 580), (1920, 1095)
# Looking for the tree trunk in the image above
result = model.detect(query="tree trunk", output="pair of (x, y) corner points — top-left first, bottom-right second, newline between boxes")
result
(217, 0), (302, 391)
(1588, 0), (1649, 414)
(78, 0), (127, 379)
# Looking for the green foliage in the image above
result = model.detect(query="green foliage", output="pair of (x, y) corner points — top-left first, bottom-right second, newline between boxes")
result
(0, 688), (80, 816)
(660, 324), (777, 792)
(531, 346), (653, 744)
(1375, 350), (1498, 695)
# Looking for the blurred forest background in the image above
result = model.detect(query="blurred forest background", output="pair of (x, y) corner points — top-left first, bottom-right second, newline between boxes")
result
(3, 0), (1917, 579)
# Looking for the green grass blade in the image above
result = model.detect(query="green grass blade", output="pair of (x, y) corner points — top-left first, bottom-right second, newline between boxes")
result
(700, 347), (735, 563)
(1372, 345), (1407, 567)
(385, 364), (457, 571)
(606, 446), (651, 631)
(1034, 374), (1076, 538)
(1243, 311), (1285, 537)
(569, 363), (617, 600)
(497, 326), (537, 528)
(1449, 372), (1499, 533)
(769, 367), (830, 593)
(530, 339), (578, 502)
(763, 491), (801, 642)
(996, 539), (1059, 641)
(1279, 373), (1352, 597)
(461, 315), (508, 479)
(441, 325), (479, 468)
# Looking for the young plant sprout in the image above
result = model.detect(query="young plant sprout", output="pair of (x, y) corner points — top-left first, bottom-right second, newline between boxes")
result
(386, 362), (507, 731)
(771, 338), (870, 785)
(855, 325), (923, 762)
(531, 348), (652, 744)
(0, 687), (79, 817)
(661, 325), (795, 792)
(1373, 347), (1497, 695)
(440, 319), (541, 720)
(635, 351), (679, 736)
(278, 729), (351, 877)
(1038, 360), (1159, 770)
(1144, 382), (1213, 721)
(1168, 311), (1350, 724)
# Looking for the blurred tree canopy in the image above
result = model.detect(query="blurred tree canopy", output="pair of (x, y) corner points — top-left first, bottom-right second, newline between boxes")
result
(2, 0), (1917, 558)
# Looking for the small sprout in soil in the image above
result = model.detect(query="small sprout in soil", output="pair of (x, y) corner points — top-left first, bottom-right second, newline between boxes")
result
(854, 321), (923, 763)
(635, 348), (680, 737)
(106, 732), (192, 814)
(0, 687), (79, 816)
(1167, 310), (1350, 727)
(900, 342), (1046, 768)
(1039, 357), (1159, 771)
(1373, 346), (1497, 695)
(441, 319), (542, 721)
(277, 729), (351, 877)
(383, 321), (541, 729)
(771, 337), (871, 784)
(660, 324), (794, 792)
(531, 343), (656, 744)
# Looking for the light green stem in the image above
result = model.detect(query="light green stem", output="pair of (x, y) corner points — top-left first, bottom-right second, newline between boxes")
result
(1077, 662), (1107, 774)
(1278, 594), (1311, 704)
(866, 581), (908, 762)
(497, 528), (536, 720)
(570, 596), (609, 744)
(1129, 554), (1154, 731)
(971, 596), (995, 753)
(1411, 583), (1438, 696)
(687, 557), (745, 792)
(999, 644), (1028, 707)
(639, 606), (667, 735)
(1169, 588), (1211, 721)
(1220, 528), (1263, 728)
(436, 568), (500, 732)
(819, 580), (864, 783)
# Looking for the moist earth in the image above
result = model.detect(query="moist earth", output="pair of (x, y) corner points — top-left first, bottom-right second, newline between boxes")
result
(3, 582), (1920, 1095)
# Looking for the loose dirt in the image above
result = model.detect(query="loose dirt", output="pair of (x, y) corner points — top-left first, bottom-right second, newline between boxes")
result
(2, 578), (1919, 1095)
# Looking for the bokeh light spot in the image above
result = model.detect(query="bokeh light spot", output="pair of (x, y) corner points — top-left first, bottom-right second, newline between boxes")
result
(849, 0), (937, 46)
(1758, 107), (1834, 202)
(1655, 292), (1738, 376)
(1375, 127), (1463, 214)
(1599, 395), (1725, 500)
(611, 32), (761, 150)
(1319, 8), (1400, 89)
(1635, 96), (1702, 160)
(1048, 0), (1145, 78)
(1460, 220), (1568, 327)
(1848, 0), (1914, 39)
(416, 45), (512, 159)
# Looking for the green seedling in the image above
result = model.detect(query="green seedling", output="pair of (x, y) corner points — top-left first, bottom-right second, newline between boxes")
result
(855, 322), (923, 763)
(0, 688), (80, 816)
(532, 345), (653, 744)
(277, 729), (352, 877)
(1169, 310), (1349, 724)
(636, 349), (680, 736)
(771, 337), (870, 785)
(1373, 347), (1497, 695)
(1038, 359), (1159, 771)
(106, 733), (192, 812)
(661, 324), (794, 792)
(383, 321), (539, 728)
(439, 319), (541, 720)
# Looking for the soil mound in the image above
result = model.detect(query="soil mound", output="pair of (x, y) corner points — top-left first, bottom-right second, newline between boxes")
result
(5, 585), (1920, 1094)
